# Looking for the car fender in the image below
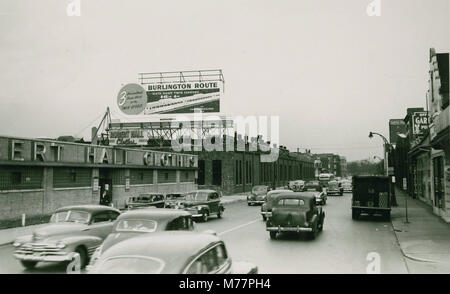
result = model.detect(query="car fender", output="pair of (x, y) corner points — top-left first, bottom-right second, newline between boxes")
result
(310, 214), (318, 227)
(195, 205), (210, 214)
(52, 235), (104, 254)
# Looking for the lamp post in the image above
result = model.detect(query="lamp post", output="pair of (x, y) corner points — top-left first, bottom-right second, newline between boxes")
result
(368, 132), (391, 176)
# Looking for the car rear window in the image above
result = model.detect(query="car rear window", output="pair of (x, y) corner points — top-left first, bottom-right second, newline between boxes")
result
(94, 256), (165, 274)
(277, 199), (305, 206)
(115, 219), (157, 232)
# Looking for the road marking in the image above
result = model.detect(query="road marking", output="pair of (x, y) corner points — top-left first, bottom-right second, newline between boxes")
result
(218, 219), (261, 236)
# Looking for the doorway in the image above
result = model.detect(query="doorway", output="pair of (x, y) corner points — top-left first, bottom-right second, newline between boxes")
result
(99, 169), (113, 206)
(433, 157), (444, 209)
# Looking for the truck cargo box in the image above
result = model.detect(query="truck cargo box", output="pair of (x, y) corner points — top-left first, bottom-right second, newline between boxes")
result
(351, 175), (391, 220)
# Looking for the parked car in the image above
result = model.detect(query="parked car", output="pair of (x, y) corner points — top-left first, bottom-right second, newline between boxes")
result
(164, 193), (186, 208)
(305, 180), (323, 192)
(88, 231), (258, 274)
(266, 192), (325, 240)
(125, 193), (165, 209)
(327, 180), (343, 196)
(173, 190), (224, 222)
(13, 205), (121, 269)
(352, 175), (391, 220)
(88, 208), (195, 268)
(247, 185), (270, 206)
(260, 189), (294, 221)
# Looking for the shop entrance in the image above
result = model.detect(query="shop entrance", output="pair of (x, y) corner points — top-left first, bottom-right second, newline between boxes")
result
(99, 169), (113, 206)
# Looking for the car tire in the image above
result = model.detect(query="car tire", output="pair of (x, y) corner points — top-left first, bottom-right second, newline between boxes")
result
(247, 202), (252, 206)
(20, 260), (37, 270)
(309, 225), (318, 240)
(75, 246), (88, 269)
(352, 209), (360, 220)
(323, 199), (326, 205)
(217, 209), (222, 218)
(201, 211), (208, 222)
(270, 231), (277, 240)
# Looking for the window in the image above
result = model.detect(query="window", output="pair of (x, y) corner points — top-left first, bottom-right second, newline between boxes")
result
(92, 212), (112, 223)
(11, 172), (21, 185)
(164, 173), (169, 181)
(278, 198), (305, 206)
(212, 160), (222, 186)
(185, 244), (229, 274)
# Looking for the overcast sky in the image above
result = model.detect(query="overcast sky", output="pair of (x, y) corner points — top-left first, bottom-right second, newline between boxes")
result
(0, 0), (449, 161)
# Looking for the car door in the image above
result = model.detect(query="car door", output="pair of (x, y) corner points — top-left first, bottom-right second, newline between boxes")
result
(208, 193), (220, 214)
(88, 211), (116, 240)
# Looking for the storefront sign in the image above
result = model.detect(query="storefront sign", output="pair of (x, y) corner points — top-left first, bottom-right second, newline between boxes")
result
(412, 112), (428, 135)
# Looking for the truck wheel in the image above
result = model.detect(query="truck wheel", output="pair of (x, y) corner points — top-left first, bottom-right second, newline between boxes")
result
(262, 215), (267, 221)
(20, 260), (37, 270)
(270, 231), (277, 239)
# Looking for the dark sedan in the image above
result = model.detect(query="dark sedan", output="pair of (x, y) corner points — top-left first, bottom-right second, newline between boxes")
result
(87, 209), (195, 268)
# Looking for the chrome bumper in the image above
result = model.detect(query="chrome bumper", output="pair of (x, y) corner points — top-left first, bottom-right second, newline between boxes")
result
(14, 252), (74, 262)
(260, 211), (272, 217)
(266, 226), (312, 232)
(248, 200), (265, 204)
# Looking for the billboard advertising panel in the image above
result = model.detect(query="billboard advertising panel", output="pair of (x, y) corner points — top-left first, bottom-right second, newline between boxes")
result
(133, 70), (224, 115)
(389, 119), (406, 145)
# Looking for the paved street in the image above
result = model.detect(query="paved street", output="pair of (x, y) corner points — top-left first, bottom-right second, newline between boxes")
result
(0, 193), (409, 274)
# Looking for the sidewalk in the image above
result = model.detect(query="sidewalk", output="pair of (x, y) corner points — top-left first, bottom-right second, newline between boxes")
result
(0, 194), (247, 246)
(391, 187), (450, 273)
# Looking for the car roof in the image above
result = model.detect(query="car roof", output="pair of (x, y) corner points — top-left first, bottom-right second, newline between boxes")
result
(268, 189), (293, 194)
(97, 231), (222, 273)
(189, 190), (216, 193)
(54, 205), (120, 214)
(117, 209), (190, 221)
(276, 192), (316, 201)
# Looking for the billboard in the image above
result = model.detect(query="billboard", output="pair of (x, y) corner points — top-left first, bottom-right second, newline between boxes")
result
(389, 119), (406, 145)
(134, 70), (224, 115)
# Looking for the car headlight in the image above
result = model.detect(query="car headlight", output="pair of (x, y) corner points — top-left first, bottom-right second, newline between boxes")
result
(13, 241), (21, 247)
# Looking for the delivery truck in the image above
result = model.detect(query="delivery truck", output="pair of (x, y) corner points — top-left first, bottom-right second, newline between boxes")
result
(351, 175), (391, 220)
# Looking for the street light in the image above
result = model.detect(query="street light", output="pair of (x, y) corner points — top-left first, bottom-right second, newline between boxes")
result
(368, 131), (391, 176)
(396, 133), (409, 223)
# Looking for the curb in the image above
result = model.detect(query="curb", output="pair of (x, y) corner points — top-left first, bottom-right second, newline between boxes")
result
(390, 218), (442, 264)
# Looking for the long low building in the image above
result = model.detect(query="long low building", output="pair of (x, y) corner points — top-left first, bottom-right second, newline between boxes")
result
(0, 135), (198, 228)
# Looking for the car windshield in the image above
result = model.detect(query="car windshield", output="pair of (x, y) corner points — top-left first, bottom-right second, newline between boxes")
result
(94, 256), (165, 274)
(252, 186), (268, 193)
(185, 192), (209, 201)
(115, 219), (157, 232)
(50, 210), (90, 224)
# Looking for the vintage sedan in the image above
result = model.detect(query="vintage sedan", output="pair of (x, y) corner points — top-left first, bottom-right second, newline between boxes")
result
(305, 180), (323, 192)
(174, 190), (224, 222)
(260, 189), (294, 221)
(342, 180), (353, 193)
(125, 193), (166, 209)
(266, 193), (325, 240)
(289, 180), (306, 192)
(88, 231), (258, 274)
(247, 185), (270, 206)
(164, 193), (186, 208)
(88, 208), (195, 268)
(327, 180), (343, 196)
(13, 205), (120, 269)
